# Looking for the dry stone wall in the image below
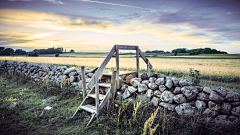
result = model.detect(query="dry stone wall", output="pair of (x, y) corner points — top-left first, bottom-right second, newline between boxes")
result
(0, 61), (96, 92)
(121, 72), (240, 125)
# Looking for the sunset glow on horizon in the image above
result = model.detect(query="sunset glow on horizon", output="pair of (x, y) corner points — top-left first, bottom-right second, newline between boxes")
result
(0, 0), (240, 53)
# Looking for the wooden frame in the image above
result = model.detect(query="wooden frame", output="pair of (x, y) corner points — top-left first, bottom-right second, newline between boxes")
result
(87, 45), (153, 90)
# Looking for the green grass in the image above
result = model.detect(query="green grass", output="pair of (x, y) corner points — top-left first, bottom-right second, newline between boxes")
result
(1, 69), (240, 135)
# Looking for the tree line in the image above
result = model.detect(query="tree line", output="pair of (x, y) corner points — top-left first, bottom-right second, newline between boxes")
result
(0, 47), (27, 56)
(145, 47), (227, 55)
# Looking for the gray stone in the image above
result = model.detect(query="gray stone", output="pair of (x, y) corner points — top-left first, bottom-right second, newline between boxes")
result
(203, 87), (213, 94)
(225, 92), (240, 102)
(88, 73), (93, 78)
(130, 78), (141, 87)
(85, 78), (91, 83)
(172, 77), (179, 87)
(148, 83), (158, 90)
(160, 90), (174, 103)
(197, 92), (210, 101)
(154, 90), (162, 98)
(85, 67), (90, 70)
(216, 86), (227, 97)
(155, 78), (165, 85)
(214, 115), (240, 126)
(159, 102), (176, 111)
(149, 77), (157, 83)
(151, 97), (159, 107)
(195, 86), (203, 92)
(128, 86), (137, 93)
(173, 87), (181, 94)
(231, 106), (240, 117)
(221, 102), (231, 114)
(49, 96), (57, 100)
(195, 100), (206, 110)
(85, 70), (90, 74)
(208, 101), (221, 111)
(69, 72), (77, 77)
(157, 73), (166, 78)
(9, 102), (19, 108)
(165, 80), (173, 89)
(64, 67), (76, 75)
(121, 84), (128, 92)
(138, 84), (148, 93)
(159, 85), (166, 92)
(203, 108), (219, 117)
(175, 103), (195, 116)
(141, 73), (149, 80)
(230, 101), (240, 106)
(148, 73), (157, 78)
(146, 89), (153, 98)
(142, 80), (150, 85)
(181, 86), (199, 101)
(209, 91), (225, 103)
(179, 79), (193, 87)
(122, 89), (131, 99)
(173, 94), (187, 104)
(70, 76), (76, 83)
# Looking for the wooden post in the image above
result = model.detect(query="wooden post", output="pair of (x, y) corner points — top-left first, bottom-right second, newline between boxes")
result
(136, 47), (139, 78)
(116, 45), (119, 89)
(94, 75), (99, 117)
(81, 66), (86, 98)
(107, 70), (117, 111)
(147, 59), (150, 75)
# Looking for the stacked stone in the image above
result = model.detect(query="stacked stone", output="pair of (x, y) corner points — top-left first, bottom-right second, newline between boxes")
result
(121, 72), (240, 123)
(0, 61), (94, 92)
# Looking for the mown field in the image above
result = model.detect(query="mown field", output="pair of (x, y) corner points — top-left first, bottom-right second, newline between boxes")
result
(0, 53), (240, 134)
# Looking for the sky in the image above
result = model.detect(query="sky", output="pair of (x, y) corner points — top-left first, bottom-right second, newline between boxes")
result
(0, 0), (240, 53)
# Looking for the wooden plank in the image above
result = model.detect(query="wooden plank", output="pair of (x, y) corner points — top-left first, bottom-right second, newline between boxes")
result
(147, 59), (150, 74)
(80, 104), (96, 113)
(101, 71), (136, 76)
(86, 113), (96, 127)
(94, 75), (99, 117)
(136, 46), (139, 78)
(107, 70), (117, 111)
(88, 94), (105, 100)
(139, 49), (153, 69)
(81, 66), (86, 98)
(87, 45), (116, 89)
(116, 45), (120, 89)
(99, 83), (111, 88)
(117, 45), (137, 50)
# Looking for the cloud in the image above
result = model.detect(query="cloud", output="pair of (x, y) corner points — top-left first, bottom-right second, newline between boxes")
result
(42, 0), (64, 5)
(75, 0), (159, 11)
(226, 12), (232, 15)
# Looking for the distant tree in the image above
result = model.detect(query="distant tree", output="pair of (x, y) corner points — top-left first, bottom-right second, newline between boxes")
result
(28, 51), (39, 57)
(55, 53), (59, 57)
(174, 51), (177, 56)
(70, 49), (75, 53)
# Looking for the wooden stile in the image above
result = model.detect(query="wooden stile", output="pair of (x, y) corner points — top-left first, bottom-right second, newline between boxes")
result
(81, 66), (86, 98)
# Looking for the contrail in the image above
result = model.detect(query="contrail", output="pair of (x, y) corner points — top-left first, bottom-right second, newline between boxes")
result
(76, 0), (158, 11)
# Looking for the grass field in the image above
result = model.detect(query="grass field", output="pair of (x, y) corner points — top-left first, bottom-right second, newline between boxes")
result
(1, 70), (239, 135)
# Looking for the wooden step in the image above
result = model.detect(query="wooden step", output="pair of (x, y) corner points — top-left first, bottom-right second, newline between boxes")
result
(80, 104), (96, 113)
(101, 71), (136, 76)
(99, 83), (111, 88)
(88, 94), (105, 100)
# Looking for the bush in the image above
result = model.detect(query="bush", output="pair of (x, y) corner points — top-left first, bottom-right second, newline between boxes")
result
(28, 51), (39, 57)
(55, 53), (59, 57)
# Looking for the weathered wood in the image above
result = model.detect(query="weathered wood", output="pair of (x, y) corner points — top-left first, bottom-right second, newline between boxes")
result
(101, 71), (136, 76)
(94, 75), (99, 117)
(136, 46), (139, 78)
(139, 49), (153, 69)
(98, 83), (111, 88)
(86, 113), (96, 127)
(87, 45), (116, 89)
(80, 104), (96, 113)
(116, 45), (120, 89)
(147, 59), (150, 74)
(81, 66), (86, 98)
(117, 45), (137, 50)
(88, 94), (105, 100)
(107, 70), (117, 111)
